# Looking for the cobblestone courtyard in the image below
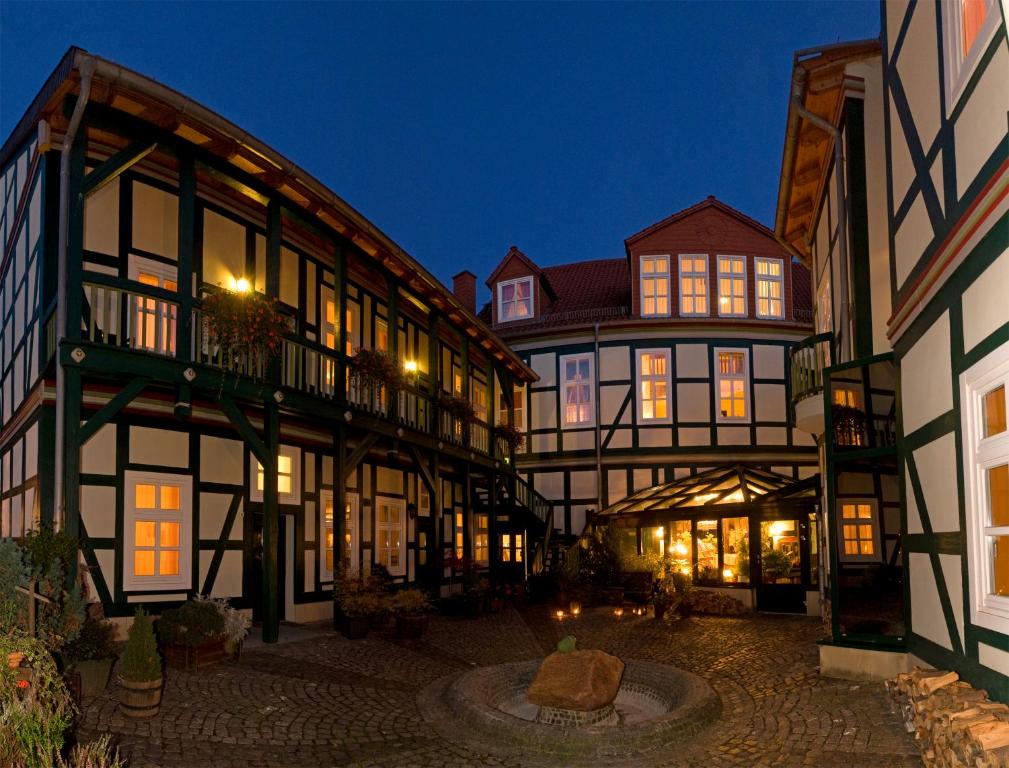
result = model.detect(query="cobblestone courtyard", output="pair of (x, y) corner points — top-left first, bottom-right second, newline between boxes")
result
(79, 607), (922, 767)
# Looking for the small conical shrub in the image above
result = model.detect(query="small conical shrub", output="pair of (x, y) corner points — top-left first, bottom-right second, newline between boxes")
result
(119, 609), (161, 682)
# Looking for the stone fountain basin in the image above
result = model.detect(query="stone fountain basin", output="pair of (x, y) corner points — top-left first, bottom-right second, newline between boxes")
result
(418, 658), (720, 763)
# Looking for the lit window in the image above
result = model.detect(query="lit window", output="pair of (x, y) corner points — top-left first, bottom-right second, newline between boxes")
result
(962, 0), (989, 55)
(561, 354), (594, 427)
(717, 256), (746, 317)
(514, 533), (524, 563)
(455, 510), (465, 560)
(839, 501), (879, 561)
(376, 317), (389, 351)
(962, 346), (1009, 633)
(251, 446), (301, 504)
(715, 350), (749, 421)
(376, 497), (406, 576)
(129, 256), (177, 356)
(124, 471), (191, 591)
(475, 514), (489, 565)
(345, 300), (360, 356)
(678, 255), (708, 316)
(471, 377), (488, 422)
(755, 258), (784, 319)
(942, 0), (999, 111)
(833, 385), (862, 408)
(501, 533), (512, 562)
(497, 277), (534, 322)
(322, 491), (358, 580)
(498, 384), (526, 432)
(637, 350), (671, 423)
(640, 255), (670, 317)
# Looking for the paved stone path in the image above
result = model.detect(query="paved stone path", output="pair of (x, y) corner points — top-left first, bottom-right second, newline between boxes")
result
(79, 606), (922, 767)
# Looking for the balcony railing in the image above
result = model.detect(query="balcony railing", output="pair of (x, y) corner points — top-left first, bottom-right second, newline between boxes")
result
(80, 286), (502, 458)
(789, 331), (833, 404)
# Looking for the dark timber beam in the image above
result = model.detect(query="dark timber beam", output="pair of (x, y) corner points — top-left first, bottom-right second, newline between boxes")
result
(218, 395), (268, 465)
(82, 139), (157, 196)
(79, 377), (150, 445)
(334, 421), (347, 571)
(344, 433), (380, 480)
(406, 444), (437, 500)
(176, 154), (195, 361)
(262, 402), (280, 643)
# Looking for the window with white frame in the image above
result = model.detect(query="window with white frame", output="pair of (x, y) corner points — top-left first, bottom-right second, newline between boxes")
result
(715, 349), (749, 421)
(637, 349), (672, 423)
(961, 342), (1009, 631)
(454, 509), (465, 560)
(755, 258), (784, 319)
(678, 255), (708, 316)
(498, 384), (526, 432)
(717, 256), (746, 317)
(561, 354), (594, 427)
(123, 471), (192, 591)
(942, 0), (1000, 112)
(838, 500), (881, 561)
(128, 255), (178, 355)
(320, 490), (360, 580)
(376, 496), (406, 576)
(475, 513), (489, 565)
(250, 446), (301, 504)
(640, 255), (670, 317)
(497, 277), (534, 322)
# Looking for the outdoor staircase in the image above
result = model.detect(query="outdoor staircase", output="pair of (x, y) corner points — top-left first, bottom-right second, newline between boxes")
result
(472, 473), (555, 575)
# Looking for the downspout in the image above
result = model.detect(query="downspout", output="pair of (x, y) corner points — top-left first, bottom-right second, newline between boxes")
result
(790, 68), (852, 362)
(53, 57), (96, 531)
(593, 322), (602, 531)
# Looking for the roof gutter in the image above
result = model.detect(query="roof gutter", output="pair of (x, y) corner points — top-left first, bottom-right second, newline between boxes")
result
(70, 51), (536, 383)
(54, 56), (96, 532)
(774, 66), (807, 263)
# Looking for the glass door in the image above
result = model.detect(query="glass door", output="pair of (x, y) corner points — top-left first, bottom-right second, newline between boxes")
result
(757, 517), (808, 613)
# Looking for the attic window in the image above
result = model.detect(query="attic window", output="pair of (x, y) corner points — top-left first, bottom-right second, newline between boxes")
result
(498, 277), (534, 322)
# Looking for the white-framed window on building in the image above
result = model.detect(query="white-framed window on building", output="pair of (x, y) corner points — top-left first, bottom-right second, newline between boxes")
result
(637, 349), (672, 423)
(123, 470), (192, 591)
(678, 254), (708, 316)
(755, 257), (784, 319)
(320, 490), (360, 580)
(128, 255), (178, 355)
(961, 343), (1009, 632)
(714, 348), (750, 422)
(250, 446), (301, 504)
(561, 354), (594, 427)
(498, 384), (526, 432)
(942, 0), (1000, 112)
(717, 255), (746, 317)
(376, 496), (406, 576)
(471, 376), (488, 423)
(501, 533), (512, 562)
(454, 509), (465, 560)
(497, 276), (534, 322)
(640, 255), (670, 317)
(375, 317), (389, 351)
(475, 513), (489, 565)
(838, 500), (881, 562)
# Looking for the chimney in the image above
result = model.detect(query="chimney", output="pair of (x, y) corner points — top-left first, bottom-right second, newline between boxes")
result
(452, 270), (477, 314)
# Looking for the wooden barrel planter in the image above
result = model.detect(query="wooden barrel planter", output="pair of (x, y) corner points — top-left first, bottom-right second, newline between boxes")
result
(341, 615), (371, 640)
(76, 658), (115, 697)
(118, 676), (163, 719)
(162, 638), (228, 671)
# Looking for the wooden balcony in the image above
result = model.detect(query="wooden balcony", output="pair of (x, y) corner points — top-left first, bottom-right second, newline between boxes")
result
(789, 331), (833, 436)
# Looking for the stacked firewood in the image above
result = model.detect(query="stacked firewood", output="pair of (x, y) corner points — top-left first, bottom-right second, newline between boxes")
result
(886, 668), (1009, 767)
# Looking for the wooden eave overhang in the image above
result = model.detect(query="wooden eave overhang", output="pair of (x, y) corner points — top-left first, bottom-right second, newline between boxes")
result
(1, 46), (537, 385)
(485, 246), (557, 301)
(774, 39), (881, 266)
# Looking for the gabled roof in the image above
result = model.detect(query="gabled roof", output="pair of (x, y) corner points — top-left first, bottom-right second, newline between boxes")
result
(624, 195), (779, 251)
(485, 246), (542, 286)
(600, 465), (817, 517)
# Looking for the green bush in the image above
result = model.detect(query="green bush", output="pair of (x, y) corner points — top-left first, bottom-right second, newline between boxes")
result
(21, 527), (77, 580)
(156, 600), (225, 647)
(59, 615), (118, 664)
(0, 539), (30, 632)
(120, 610), (161, 682)
(388, 589), (431, 616)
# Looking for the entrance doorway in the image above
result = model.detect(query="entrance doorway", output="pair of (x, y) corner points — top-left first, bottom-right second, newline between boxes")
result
(415, 516), (437, 590)
(250, 512), (288, 623)
(756, 517), (809, 613)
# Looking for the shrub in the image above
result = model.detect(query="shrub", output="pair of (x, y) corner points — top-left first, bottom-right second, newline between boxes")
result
(59, 615), (118, 664)
(156, 600), (225, 647)
(334, 569), (387, 618)
(389, 589), (431, 616)
(119, 610), (160, 682)
(193, 595), (250, 644)
(0, 539), (30, 633)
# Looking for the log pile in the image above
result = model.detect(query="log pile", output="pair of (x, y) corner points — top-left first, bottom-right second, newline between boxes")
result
(686, 590), (748, 616)
(886, 668), (1009, 767)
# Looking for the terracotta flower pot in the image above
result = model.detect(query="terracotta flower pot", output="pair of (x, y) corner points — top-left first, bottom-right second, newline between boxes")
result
(7, 652), (25, 669)
(76, 658), (114, 698)
(118, 675), (163, 719)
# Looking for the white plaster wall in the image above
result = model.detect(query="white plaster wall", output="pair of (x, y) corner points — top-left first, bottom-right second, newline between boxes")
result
(914, 433), (961, 532)
(532, 433), (557, 453)
(600, 384), (630, 424)
(901, 311), (953, 433)
(754, 384), (786, 422)
(894, 194), (933, 287)
(130, 426), (189, 468)
(906, 464), (924, 534)
(569, 470), (597, 499)
(638, 428), (672, 448)
(530, 353), (556, 387)
(531, 391), (557, 430)
(939, 553), (964, 648)
(889, 99), (916, 215)
(534, 472), (564, 500)
(607, 469), (627, 505)
(677, 383), (709, 422)
(897, 0), (940, 150)
(132, 181), (178, 260)
(756, 427), (788, 446)
(563, 430), (595, 451)
(678, 428), (710, 446)
(752, 345), (784, 380)
(599, 346), (630, 381)
(962, 246), (1009, 354)
(80, 485), (116, 538)
(632, 469), (652, 492)
(199, 492), (238, 540)
(676, 345), (708, 378)
(717, 427), (749, 445)
(81, 423), (116, 475)
(909, 551), (952, 650)
(607, 430), (631, 449)
(954, 45), (1009, 200)
(376, 467), (403, 494)
(200, 435), (243, 485)
(84, 176), (119, 256)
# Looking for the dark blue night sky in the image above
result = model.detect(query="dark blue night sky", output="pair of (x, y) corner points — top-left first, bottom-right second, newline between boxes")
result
(1, 1), (877, 302)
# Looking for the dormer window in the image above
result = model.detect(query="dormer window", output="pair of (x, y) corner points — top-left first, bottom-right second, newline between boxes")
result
(498, 277), (534, 322)
(640, 255), (670, 317)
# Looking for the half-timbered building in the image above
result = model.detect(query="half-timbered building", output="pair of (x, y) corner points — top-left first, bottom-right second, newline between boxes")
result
(476, 197), (820, 611)
(0, 47), (546, 642)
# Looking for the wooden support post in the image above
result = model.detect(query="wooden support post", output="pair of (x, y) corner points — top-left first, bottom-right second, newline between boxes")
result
(82, 139), (157, 196)
(463, 464), (472, 562)
(334, 421), (347, 572)
(431, 450), (442, 591)
(488, 468), (498, 579)
(266, 200), (281, 385)
(335, 239), (347, 398)
(428, 312), (441, 439)
(176, 154), (195, 362)
(262, 402), (280, 643)
(387, 274), (399, 418)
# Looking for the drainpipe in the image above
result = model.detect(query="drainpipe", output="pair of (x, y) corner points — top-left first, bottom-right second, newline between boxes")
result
(593, 322), (602, 528)
(53, 58), (96, 531)
(791, 69), (852, 362)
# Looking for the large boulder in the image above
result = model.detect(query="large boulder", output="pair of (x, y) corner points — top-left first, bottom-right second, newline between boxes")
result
(526, 650), (624, 711)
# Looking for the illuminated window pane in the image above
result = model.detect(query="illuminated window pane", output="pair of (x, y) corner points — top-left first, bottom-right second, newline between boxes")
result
(135, 521), (156, 547)
(278, 455), (292, 474)
(161, 485), (181, 510)
(962, 0), (988, 55)
(257, 465), (265, 491)
(134, 550), (155, 576)
(160, 521), (180, 548)
(984, 386), (1007, 437)
(326, 550), (334, 571)
(993, 535), (1009, 596)
(135, 484), (156, 509)
(160, 550), (180, 576)
(990, 464), (1009, 527)
(278, 476), (292, 494)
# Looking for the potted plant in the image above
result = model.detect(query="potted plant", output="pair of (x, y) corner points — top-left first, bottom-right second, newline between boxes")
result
(389, 589), (432, 639)
(334, 570), (385, 639)
(201, 286), (289, 377)
(59, 614), (118, 698)
(194, 595), (250, 658)
(156, 600), (227, 670)
(493, 423), (525, 453)
(118, 609), (163, 719)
